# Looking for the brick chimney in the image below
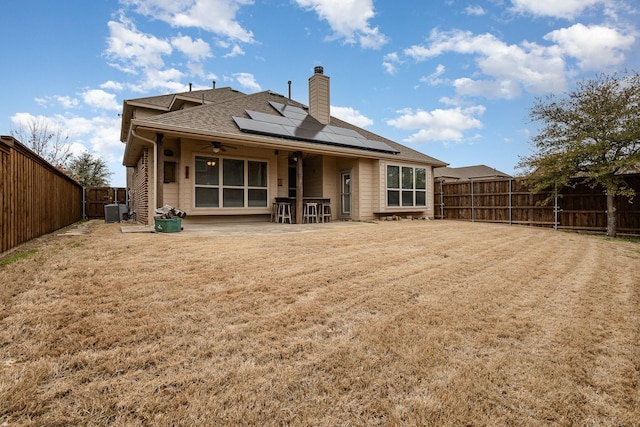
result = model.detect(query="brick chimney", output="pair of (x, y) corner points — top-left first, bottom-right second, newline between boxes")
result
(308, 66), (330, 125)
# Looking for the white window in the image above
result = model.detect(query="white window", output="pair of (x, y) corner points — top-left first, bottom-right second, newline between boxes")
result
(195, 156), (267, 208)
(387, 165), (426, 207)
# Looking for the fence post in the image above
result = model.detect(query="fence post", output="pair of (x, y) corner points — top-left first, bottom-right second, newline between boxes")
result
(82, 187), (87, 220)
(509, 179), (513, 225)
(439, 179), (444, 220)
(554, 185), (559, 230)
(470, 179), (474, 222)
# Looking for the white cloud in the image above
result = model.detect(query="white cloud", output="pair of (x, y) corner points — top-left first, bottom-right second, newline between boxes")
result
(171, 35), (212, 61)
(82, 116), (123, 162)
(135, 68), (187, 93)
(56, 96), (80, 109)
(11, 112), (60, 134)
(224, 44), (245, 58)
(358, 26), (388, 50)
(9, 112), (122, 163)
(331, 106), (374, 128)
(34, 96), (80, 109)
(420, 64), (446, 86)
(510, 0), (602, 19)
(453, 77), (522, 99)
(100, 80), (125, 91)
(121, 0), (255, 43)
(294, 0), (388, 49)
(382, 52), (401, 74)
(81, 89), (121, 111)
(544, 23), (636, 71)
(387, 105), (486, 144)
(404, 29), (567, 98)
(464, 5), (486, 16)
(233, 72), (261, 91)
(105, 17), (172, 72)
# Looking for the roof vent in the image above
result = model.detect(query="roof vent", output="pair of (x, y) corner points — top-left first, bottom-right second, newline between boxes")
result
(314, 66), (324, 75)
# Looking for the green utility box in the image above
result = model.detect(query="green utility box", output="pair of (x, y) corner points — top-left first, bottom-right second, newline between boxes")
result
(154, 217), (182, 233)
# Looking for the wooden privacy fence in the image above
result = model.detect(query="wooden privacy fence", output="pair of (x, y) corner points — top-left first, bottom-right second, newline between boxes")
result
(1, 136), (84, 253)
(434, 174), (640, 234)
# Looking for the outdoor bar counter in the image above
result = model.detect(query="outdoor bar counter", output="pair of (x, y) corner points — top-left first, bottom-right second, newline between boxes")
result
(273, 197), (331, 223)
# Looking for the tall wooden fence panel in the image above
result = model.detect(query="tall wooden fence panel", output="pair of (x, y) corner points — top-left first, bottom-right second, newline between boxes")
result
(1, 136), (84, 253)
(434, 175), (640, 234)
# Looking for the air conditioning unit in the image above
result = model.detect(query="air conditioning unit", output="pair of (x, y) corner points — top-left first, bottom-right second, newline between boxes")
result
(104, 204), (129, 223)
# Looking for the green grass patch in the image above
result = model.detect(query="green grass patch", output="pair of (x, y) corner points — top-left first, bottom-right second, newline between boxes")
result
(0, 249), (38, 266)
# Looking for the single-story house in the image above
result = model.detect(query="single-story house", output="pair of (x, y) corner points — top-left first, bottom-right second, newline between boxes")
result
(434, 165), (512, 182)
(120, 66), (447, 225)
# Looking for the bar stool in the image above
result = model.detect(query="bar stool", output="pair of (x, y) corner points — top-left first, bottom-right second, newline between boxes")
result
(303, 203), (318, 223)
(270, 202), (278, 222)
(276, 202), (292, 224)
(320, 203), (332, 223)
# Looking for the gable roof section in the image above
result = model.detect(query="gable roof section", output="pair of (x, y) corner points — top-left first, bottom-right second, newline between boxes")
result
(120, 87), (246, 141)
(126, 90), (447, 166)
(434, 165), (512, 181)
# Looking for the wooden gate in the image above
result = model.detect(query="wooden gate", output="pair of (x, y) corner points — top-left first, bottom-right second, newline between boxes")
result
(85, 187), (127, 219)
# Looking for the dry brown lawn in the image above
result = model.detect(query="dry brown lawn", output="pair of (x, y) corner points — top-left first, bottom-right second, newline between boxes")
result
(1, 220), (639, 426)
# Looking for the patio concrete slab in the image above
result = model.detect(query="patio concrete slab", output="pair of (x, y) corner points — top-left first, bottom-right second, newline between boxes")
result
(121, 220), (374, 237)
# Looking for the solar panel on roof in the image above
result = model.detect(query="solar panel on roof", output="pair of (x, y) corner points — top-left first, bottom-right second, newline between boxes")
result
(232, 102), (400, 154)
(246, 110), (296, 126)
(233, 117), (295, 138)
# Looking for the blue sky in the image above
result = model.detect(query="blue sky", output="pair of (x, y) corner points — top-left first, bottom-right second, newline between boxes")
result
(2, 0), (638, 187)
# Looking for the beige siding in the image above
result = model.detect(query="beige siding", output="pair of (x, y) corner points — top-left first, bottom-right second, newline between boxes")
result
(133, 107), (164, 120)
(276, 152), (289, 198)
(162, 138), (180, 209)
(163, 183), (179, 207)
(177, 139), (283, 216)
(303, 155), (323, 197)
(134, 131), (439, 222)
(335, 158), (356, 219)
(356, 159), (376, 220)
(426, 166), (435, 218)
(319, 156), (338, 221)
(376, 160), (434, 219)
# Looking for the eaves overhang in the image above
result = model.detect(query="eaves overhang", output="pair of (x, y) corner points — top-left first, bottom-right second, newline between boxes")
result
(125, 120), (420, 164)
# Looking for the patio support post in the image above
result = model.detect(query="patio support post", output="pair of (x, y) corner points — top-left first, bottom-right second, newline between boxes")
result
(156, 133), (164, 209)
(296, 151), (303, 224)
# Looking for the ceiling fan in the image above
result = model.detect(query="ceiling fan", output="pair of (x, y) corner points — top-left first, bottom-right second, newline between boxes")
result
(201, 141), (237, 153)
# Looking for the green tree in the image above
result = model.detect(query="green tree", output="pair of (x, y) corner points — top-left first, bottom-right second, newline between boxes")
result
(518, 71), (640, 237)
(68, 152), (112, 187)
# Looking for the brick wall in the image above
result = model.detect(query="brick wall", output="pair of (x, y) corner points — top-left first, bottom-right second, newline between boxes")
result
(131, 149), (149, 224)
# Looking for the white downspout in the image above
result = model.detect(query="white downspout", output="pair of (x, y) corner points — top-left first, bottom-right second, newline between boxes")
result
(131, 128), (158, 223)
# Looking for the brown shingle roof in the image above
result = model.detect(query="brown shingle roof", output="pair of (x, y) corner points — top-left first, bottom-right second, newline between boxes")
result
(434, 165), (512, 181)
(127, 87), (245, 109)
(128, 90), (447, 166)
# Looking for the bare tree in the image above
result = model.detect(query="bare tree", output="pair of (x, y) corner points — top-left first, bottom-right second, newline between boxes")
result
(10, 116), (74, 169)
